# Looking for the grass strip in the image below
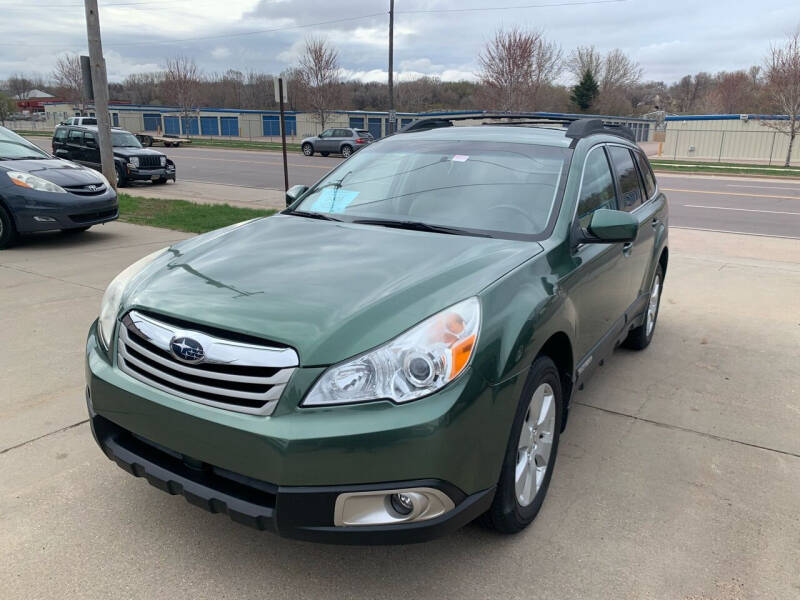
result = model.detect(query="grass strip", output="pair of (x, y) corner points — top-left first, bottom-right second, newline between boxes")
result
(186, 138), (301, 152)
(651, 161), (800, 178)
(118, 193), (275, 233)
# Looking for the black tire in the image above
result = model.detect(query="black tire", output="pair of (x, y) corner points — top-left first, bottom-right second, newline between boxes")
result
(115, 165), (128, 188)
(302, 143), (314, 156)
(482, 356), (563, 534)
(321, 152), (330, 157)
(341, 145), (353, 158)
(61, 226), (91, 234)
(0, 203), (19, 250)
(623, 264), (664, 350)
(154, 177), (168, 184)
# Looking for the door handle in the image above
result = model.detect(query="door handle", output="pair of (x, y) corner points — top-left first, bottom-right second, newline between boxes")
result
(622, 242), (633, 257)
(651, 218), (661, 228)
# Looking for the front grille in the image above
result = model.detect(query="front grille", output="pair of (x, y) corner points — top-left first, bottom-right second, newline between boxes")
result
(117, 311), (298, 416)
(69, 207), (117, 224)
(136, 155), (162, 168)
(64, 183), (107, 196)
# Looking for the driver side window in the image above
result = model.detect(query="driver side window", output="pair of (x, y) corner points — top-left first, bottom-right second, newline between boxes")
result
(577, 147), (617, 229)
(319, 129), (333, 138)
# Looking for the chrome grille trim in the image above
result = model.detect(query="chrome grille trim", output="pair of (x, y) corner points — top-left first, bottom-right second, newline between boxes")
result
(117, 310), (298, 416)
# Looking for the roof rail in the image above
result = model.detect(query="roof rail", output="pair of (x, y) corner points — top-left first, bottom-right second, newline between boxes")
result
(397, 113), (638, 142)
(565, 119), (636, 142)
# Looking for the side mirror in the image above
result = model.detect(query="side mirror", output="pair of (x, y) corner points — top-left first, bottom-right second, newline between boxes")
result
(581, 209), (638, 244)
(286, 184), (308, 207)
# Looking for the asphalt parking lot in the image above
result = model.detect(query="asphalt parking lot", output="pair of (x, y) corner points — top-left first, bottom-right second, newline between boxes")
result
(2, 215), (798, 599)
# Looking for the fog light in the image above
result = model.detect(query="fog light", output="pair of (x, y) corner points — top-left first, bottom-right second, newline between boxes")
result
(33, 216), (57, 222)
(390, 493), (414, 516)
(334, 487), (455, 527)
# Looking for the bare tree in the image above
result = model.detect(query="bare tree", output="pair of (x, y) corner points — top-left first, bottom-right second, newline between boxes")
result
(123, 72), (164, 105)
(297, 37), (341, 130)
(566, 46), (602, 82)
(53, 54), (87, 112)
(478, 27), (562, 111)
(762, 29), (800, 167)
(162, 56), (201, 129)
(6, 74), (36, 101)
(601, 49), (643, 91)
(713, 71), (756, 114)
(0, 91), (16, 124)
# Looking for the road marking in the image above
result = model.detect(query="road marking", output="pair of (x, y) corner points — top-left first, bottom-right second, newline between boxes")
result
(727, 184), (800, 191)
(683, 204), (800, 216)
(662, 187), (800, 200)
(671, 226), (800, 240)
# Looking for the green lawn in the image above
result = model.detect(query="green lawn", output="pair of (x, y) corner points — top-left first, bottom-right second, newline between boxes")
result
(651, 159), (800, 178)
(184, 138), (301, 152)
(118, 193), (275, 233)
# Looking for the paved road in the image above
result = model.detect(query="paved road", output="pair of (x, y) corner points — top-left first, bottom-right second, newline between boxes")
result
(2, 225), (799, 598)
(28, 137), (800, 239)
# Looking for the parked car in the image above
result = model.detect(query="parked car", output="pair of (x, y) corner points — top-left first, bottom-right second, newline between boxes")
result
(85, 117), (668, 543)
(0, 125), (118, 249)
(62, 116), (98, 126)
(52, 125), (176, 187)
(300, 127), (372, 158)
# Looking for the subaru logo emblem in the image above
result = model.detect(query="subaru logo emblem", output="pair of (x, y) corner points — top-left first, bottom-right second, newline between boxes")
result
(87, 184), (97, 191)
(170, 337), (205, 363)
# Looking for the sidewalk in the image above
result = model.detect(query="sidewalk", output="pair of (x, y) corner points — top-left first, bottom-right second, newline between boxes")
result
(124, 180), (286, 210)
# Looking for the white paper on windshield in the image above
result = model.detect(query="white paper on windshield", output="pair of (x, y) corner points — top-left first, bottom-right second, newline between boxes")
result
(451, 155), (469, 162)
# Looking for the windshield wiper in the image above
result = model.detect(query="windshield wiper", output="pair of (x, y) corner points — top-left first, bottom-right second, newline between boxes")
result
(285, 210), (343, 222)
(352, 218), (490, 237)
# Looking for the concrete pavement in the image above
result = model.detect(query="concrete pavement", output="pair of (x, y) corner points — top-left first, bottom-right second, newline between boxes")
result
(1, 223), (799, 599)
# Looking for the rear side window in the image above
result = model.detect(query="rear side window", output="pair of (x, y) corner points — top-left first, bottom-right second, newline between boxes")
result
(577, 147), (617, 229)
(334, 129), (350, 137)
(84, 132), (97, 147)
(608, 146), (643, 211)
(54, 128), (68, 143)
(68, 130), (83, 144)
(634, 151), (656, 199)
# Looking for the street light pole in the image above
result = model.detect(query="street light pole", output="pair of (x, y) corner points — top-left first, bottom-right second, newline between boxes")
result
(388, 0), (395, 135)
(83, 0), (116, 188)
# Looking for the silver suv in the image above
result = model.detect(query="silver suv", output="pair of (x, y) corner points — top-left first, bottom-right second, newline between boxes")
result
(301, 128), (373, 158)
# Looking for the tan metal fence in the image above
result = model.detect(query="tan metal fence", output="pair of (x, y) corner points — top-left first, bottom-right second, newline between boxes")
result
(661, 128), (797, 166)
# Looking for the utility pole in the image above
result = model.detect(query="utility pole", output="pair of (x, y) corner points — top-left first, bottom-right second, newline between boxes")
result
(275, 77), (289, 191)
(388, 0), (395, 135)
(83, 0), (116, 188)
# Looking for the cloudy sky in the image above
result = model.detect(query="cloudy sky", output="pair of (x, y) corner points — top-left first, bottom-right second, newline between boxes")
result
(1, 0), (798, 85)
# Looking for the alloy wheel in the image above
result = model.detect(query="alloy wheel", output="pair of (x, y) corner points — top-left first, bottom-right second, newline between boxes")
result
(515, 382), (556, 507)
(646, 274), (661, 337)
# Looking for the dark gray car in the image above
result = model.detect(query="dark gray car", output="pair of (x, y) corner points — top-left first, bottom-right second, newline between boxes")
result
(300, 128), (372, 158)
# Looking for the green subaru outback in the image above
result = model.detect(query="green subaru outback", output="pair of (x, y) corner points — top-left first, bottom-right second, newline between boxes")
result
(85, 117), (668, 544)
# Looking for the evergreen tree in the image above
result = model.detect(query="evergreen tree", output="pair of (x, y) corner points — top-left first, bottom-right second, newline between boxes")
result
(571, 69), (599, 111)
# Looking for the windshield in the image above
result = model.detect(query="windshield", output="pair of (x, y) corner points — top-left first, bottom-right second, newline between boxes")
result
(112, 131), (142, 148)
(293, 139), (570, 238)
(0, 127), (50, 159)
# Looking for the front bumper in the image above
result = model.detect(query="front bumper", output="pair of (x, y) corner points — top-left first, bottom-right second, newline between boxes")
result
(126, 165), (175, 182)
(13, 191), (118, 233)
(85, 320), (511, 543)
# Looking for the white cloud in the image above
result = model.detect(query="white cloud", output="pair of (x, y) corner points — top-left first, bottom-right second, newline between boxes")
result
(212, 47), (232, 59)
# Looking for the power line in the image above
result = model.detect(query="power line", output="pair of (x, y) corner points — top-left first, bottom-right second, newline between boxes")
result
(397, 0), (627, 13)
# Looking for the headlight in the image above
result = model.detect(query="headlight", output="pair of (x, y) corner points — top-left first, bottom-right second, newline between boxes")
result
(303, 297), (480, 407)
(97, 248), (167, 349)
(128, 156), (140, 168)
(7, 171), (66, 193)
(94, 170), (111, 189)
(159, 156), (166, 167)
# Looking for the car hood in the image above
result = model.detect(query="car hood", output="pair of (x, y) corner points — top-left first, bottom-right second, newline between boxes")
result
(0, 158), (104, 186)
(113, 147), (165, 158)
(125, 215), (543, 366)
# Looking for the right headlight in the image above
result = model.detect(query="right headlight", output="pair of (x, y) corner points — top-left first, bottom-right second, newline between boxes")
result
(303, 297), (480, 407)
(97, 248), (167, 349)
(7, 171), (66, 194)
(128, 156), (140, 168)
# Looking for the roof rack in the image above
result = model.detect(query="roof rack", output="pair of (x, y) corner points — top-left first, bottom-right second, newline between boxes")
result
(396, 113), (636, 142)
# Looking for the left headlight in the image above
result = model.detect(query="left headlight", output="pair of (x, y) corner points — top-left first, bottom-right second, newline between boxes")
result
(7, 171), (66, 193)
(303, 297), (481, 407)
(97, 247), (168, 349)
(128, 156), (140, 168)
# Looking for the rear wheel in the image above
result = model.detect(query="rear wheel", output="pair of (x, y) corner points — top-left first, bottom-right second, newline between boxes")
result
(623, 264), (663, 350)
(482, 356), (562, 534)
(341, 145), (353, 158)
(302, 143), (314, 156)
(0, 204), (19, 250)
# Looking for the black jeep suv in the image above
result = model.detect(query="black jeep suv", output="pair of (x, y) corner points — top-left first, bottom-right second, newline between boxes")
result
(52, 125), (176, 187)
